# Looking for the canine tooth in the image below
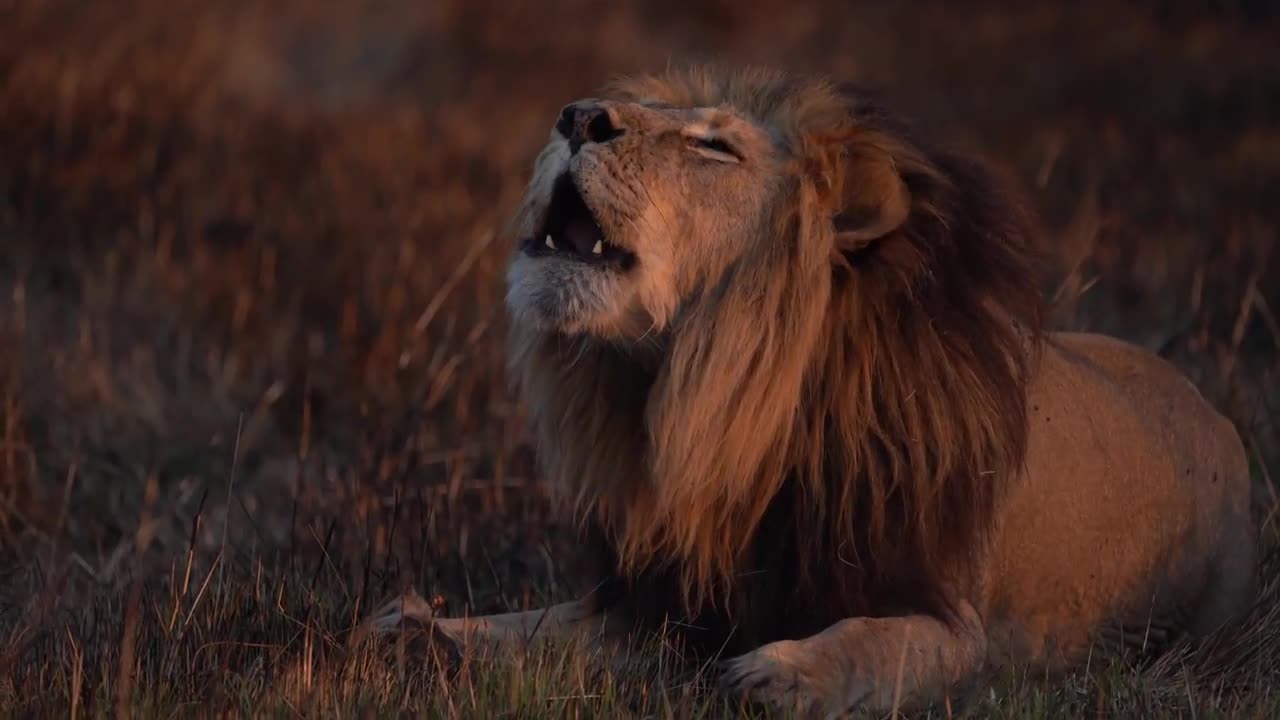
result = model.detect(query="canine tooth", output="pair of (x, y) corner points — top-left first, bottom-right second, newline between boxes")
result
(592, 240), (603, 255)
(545, 235), (556, 249)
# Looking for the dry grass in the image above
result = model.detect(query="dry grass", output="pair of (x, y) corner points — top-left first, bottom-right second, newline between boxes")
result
(1, 0), (1278, 716)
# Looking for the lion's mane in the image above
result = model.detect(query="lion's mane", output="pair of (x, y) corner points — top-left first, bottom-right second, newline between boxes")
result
(508, 67), (1045, 652)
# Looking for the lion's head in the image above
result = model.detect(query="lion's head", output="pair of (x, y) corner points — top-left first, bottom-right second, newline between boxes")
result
(505, 77), (787, 341)
(505, 66), (1044, 635)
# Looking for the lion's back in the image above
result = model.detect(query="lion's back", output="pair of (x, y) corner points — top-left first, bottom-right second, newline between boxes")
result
(984, 331), (1255, 669)
(1048, 332), (1251, 520)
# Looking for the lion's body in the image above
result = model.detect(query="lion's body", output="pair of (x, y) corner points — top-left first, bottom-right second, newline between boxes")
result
(573, 329), (1257, 681)
(359, 66), (1257, 716)
(983, 331), (1254, 670)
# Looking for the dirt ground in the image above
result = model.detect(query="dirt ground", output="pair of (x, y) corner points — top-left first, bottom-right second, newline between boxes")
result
(1, 0), (1278, 716)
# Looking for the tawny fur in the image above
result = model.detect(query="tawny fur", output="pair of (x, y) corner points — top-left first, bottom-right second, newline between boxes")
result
(358, 66), (1258, 718)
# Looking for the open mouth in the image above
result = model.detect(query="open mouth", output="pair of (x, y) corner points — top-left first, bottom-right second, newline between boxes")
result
(522, 174), (634, 268)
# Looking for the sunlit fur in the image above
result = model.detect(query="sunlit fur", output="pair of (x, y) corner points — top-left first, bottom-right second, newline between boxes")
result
(505, 66), (1044, 641)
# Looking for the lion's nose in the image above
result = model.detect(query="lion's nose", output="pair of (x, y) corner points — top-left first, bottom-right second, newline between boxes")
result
(555, 103), (624, 154)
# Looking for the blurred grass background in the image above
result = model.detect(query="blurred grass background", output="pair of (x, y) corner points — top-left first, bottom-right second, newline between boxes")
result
(1, 0), (1278, 716)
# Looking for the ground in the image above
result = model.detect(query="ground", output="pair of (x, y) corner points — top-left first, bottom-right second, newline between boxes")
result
(1, 0), (1279, 717)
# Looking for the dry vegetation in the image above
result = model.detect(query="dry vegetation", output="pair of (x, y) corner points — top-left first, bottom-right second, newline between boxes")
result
(1, 0), (1279, 717)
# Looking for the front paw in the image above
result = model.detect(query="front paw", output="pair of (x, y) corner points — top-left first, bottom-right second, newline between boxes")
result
(720, 640), (828, 718)
(351, 589), (462, 666)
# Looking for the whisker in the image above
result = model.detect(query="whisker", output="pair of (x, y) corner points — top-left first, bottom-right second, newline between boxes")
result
(636, 179), (672, 234)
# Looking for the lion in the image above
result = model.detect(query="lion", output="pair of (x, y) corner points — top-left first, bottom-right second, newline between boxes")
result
(357, 66), (1258, 716)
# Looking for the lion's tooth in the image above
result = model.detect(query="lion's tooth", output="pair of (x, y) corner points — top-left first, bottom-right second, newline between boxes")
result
(545, 235), (556, 249)
(591, 240), (603, 255)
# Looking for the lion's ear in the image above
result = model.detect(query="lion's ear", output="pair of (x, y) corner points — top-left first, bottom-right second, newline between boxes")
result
(830, 139), (912, 252)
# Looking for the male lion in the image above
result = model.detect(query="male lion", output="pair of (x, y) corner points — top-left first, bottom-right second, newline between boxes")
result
(360, 67), (1257, 716)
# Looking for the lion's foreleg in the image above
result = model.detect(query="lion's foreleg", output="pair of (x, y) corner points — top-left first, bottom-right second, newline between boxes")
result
(354, 589), (621, 656)
(432, 601), (615, 652)
(720, 603), (986, 717)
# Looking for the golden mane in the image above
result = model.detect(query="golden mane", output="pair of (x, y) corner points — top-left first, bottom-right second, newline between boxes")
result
(507, 66), (1044, 644)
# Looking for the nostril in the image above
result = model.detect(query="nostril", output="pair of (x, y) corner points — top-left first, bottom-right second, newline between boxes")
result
(584, 109), (623, 144)
(555, 105), (576, 139)
(558, 104), (625, 153)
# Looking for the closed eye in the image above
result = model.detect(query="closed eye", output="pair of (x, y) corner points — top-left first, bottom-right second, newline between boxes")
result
(687, 135), (742, 163)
